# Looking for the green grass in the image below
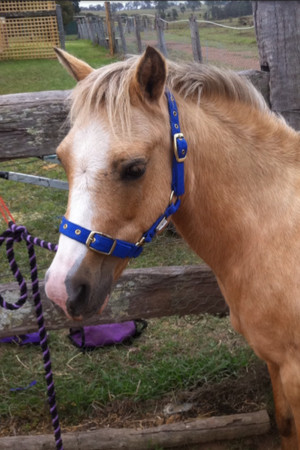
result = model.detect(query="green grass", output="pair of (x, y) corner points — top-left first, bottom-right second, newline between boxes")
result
(0, 39), (117, 95)
(0, 316), (259, 434)
(164, 24), (257, 51)
(0, 158), (68, 282)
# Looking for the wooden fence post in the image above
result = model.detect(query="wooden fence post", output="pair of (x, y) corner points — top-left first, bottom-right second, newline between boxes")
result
(90, 18), (99, 45)
(126, 17), (130, 33)
(76, 19), (82, 39)
(80, 18), (87, 39)
(105, 1), (115, 56)
(84, 18), (90, 40)
(87, 17), (95, 42)
(55, 4), (65, 50)
(135, 15), (142, 53)
(156, 16), (167, 57)
(117, 15), (127, 54)
(189, 15), (202, 63)
(96, 18), (107, 48)
(81, 18), (89, 40)
(143, 16), (148, 31)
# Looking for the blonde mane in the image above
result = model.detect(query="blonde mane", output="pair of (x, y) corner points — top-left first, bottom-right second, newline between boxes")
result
(70, 55), (267, 132)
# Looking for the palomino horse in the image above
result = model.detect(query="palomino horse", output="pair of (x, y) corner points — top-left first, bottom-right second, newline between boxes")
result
(45, 46), (300, 449)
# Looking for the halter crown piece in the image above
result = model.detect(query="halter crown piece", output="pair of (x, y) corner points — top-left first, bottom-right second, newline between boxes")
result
(59, 91), (187, 258)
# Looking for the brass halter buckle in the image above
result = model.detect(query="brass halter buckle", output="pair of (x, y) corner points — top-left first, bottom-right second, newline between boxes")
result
(86, 231), (117, 255)
(173, 133), (187, 162)
(135, 236), (146, 248)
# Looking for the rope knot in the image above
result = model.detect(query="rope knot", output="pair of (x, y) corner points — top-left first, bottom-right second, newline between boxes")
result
(8, 222), (28, 243)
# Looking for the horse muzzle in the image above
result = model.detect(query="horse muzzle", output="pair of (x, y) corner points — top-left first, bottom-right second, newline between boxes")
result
(45, 255), (114, 320)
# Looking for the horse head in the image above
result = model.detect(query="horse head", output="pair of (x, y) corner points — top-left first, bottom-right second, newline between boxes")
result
(45, 47), (174, 319)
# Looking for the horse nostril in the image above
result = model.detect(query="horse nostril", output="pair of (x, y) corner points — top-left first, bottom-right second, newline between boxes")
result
(67, 283), (90, 318)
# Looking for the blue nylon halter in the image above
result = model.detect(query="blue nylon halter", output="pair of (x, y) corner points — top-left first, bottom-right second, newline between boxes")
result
(59, 91), (187, 258)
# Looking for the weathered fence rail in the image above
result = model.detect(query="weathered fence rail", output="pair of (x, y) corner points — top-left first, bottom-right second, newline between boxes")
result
(0, 265), (227, 339)
(0, 70), (269, 161)
(0, 410), (270, 450)
(0, 90), (71, 160)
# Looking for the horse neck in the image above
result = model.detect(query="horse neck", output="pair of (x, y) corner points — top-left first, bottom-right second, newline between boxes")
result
(172, 95), (300, 278)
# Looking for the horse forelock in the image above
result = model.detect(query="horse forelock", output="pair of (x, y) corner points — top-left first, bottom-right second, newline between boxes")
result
(69, 55), (267, 134)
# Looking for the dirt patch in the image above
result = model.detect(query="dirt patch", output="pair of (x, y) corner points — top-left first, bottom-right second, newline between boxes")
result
(168, 42), (259, 70)
(138, 39), (259, 70)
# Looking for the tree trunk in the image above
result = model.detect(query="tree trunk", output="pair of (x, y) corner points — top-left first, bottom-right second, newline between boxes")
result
(252, 1), (300, 130)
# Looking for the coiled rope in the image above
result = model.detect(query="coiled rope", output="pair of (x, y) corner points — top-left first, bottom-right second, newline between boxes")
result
(0, 220), (63, 450)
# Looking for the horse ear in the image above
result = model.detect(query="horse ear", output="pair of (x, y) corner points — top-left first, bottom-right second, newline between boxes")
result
(54, 48), (93, 81)
(131, 46), (167, 103)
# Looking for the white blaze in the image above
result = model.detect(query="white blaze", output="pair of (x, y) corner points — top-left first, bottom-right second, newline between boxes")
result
(45, 119), (110, 308)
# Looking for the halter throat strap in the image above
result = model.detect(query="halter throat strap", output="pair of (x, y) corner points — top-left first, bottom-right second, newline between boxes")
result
(59, 91), (187, 259)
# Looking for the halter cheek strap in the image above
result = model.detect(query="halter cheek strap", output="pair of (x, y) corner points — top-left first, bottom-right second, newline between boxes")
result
(59, 91), (187, 259)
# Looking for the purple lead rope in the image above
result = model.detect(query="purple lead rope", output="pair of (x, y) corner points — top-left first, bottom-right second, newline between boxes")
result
(0, 222), (63, 450)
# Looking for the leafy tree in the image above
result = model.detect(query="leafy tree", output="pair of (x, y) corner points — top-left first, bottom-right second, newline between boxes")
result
(125, 1), (139, 9)
(204, 1), (228, 6)
(72, 0), (80, 14)
(55, 1), (74, 26)
(223, 1), (252, 18)
(155, 0), (170, 17)
(171, 8), (178, 20)
(211, 5), (225, 19)
(180, 5), (186, 14)
(140, 1), (154, 9)
(186, 1), (201, 11)
(111, 2), (124, 12)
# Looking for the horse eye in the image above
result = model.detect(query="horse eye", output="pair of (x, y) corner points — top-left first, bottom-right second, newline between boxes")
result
(122, 162), (146, 180)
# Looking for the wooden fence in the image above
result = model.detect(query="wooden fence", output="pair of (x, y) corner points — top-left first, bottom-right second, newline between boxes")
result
(76, 14), (205, 61)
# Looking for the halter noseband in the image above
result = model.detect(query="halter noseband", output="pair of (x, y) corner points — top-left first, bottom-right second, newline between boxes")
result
(59, 91), (187, 258)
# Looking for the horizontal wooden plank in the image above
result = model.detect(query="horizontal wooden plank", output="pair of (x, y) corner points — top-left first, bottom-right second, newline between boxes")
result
(0, 410), (270, 449)
(0, 265), (228, 338)
(0, 90), (70, 161)
(0, 71), (270, 161)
